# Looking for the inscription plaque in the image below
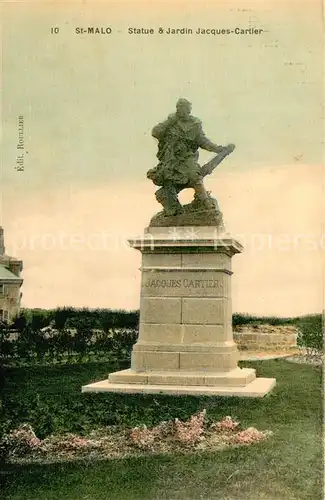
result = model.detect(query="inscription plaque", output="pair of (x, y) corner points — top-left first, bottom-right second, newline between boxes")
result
(144, 278), (223, 289)
(141, 270), (230, 298)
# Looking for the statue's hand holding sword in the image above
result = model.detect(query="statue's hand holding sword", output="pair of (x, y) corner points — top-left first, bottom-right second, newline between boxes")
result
(200, 143), (235, 177)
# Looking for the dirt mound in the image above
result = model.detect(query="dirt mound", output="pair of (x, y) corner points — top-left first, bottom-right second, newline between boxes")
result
(233, 324), (298, 350)
(234, 324), (299, 336)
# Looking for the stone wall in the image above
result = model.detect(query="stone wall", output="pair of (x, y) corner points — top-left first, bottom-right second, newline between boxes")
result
(233, 325), (298, 351)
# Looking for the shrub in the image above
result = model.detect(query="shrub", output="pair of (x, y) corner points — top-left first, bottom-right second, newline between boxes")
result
(232, 313), (295, 327)
(296, 314), (323, 353)
(11, 312), (28, 332)
(53, 307), (74, 330)
(30, 312), (49, 331)
(0, 322), (14, 360)
(3, 308), (321, 367)
(1, 312), (139, 366)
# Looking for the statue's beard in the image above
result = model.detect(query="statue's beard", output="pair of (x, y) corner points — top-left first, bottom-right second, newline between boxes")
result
(176, 111), (191, 120)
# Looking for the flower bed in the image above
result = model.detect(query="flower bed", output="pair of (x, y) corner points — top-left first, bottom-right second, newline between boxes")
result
(1, 412), (273, 464)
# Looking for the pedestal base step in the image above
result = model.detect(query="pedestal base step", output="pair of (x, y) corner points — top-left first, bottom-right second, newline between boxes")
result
(82, 377), (276, 397)
(109, 367), (256, 387)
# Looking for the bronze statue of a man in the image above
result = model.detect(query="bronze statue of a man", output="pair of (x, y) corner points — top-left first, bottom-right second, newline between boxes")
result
(147, 98), (233, 217)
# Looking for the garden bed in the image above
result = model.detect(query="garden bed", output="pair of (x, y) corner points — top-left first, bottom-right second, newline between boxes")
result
(1, 413), (272, 465)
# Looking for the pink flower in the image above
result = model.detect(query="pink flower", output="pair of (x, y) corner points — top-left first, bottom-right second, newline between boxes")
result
(174, 410), (206, 445)
(233, 427), (272, 445)
(129, 426), (155, 449)
(213, 416), (240, 432)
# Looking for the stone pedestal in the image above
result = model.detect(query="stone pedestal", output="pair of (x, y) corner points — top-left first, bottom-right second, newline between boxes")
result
(82, 227), (275, 397)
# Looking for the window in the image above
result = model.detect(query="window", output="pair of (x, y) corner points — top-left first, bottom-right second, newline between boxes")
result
(3, 310), (8, 322)
(0, 284), (4, 295)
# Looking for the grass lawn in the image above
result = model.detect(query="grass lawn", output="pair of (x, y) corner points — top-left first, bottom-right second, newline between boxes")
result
(1, 359), (323, 500)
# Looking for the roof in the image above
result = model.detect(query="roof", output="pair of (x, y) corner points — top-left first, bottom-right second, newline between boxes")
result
(0, 265), (22, 282)
(0, 256), (23, 269)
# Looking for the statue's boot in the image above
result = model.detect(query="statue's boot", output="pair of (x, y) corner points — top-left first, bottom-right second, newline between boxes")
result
(192, 181), (216, 210)
(194, 193), (215, 210)
(155, 185), (183, 216)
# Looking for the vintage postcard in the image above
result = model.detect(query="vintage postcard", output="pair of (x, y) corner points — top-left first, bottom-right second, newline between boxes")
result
(1, 0), (323, 498)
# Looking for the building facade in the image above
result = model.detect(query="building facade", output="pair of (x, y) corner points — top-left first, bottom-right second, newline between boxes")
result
(0, 227), (23, 322)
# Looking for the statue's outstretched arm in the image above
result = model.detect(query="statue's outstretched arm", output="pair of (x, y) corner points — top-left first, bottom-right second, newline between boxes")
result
(152, 114), (176, 139)
(197, 123), (223, 153)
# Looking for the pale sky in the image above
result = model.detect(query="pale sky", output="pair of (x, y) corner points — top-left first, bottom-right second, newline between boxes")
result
(1, 0), (324, 316)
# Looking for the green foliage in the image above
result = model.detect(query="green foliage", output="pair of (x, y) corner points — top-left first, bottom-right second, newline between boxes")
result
(0, 319), (138, 367)
(232, 313), (296, 327)
(0, 321), (14, 359)
(3, 309), (322, 366)
(11, 312), (28, 332)
(296, 314), (323, 353)
(53, 307), (73, 330)
(30, 312), (49, 331)
(14, 307), (305, 331)
(13, 307), (139, 331)
(4, 308), (140, 366)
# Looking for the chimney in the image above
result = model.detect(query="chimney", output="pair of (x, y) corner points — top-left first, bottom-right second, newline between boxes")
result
(9, 260), (22, 277)
(0, 227), (5, 255)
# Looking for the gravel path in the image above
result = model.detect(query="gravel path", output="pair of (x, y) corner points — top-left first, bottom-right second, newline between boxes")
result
(240, 349), (323, 365)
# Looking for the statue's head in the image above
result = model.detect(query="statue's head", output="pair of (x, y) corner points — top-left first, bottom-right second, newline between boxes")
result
(176, 98), (192, 119)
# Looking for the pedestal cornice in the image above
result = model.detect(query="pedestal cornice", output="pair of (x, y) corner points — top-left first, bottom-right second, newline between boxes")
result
(128, 226), (243, 256)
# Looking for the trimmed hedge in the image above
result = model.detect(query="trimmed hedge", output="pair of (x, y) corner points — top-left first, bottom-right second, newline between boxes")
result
(13, 308), (304, 331)
(1, 308), (322, 367)
(12, 308), (140, 331)
(0, 324), (137, 367)
(232, 313), (297, 327)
